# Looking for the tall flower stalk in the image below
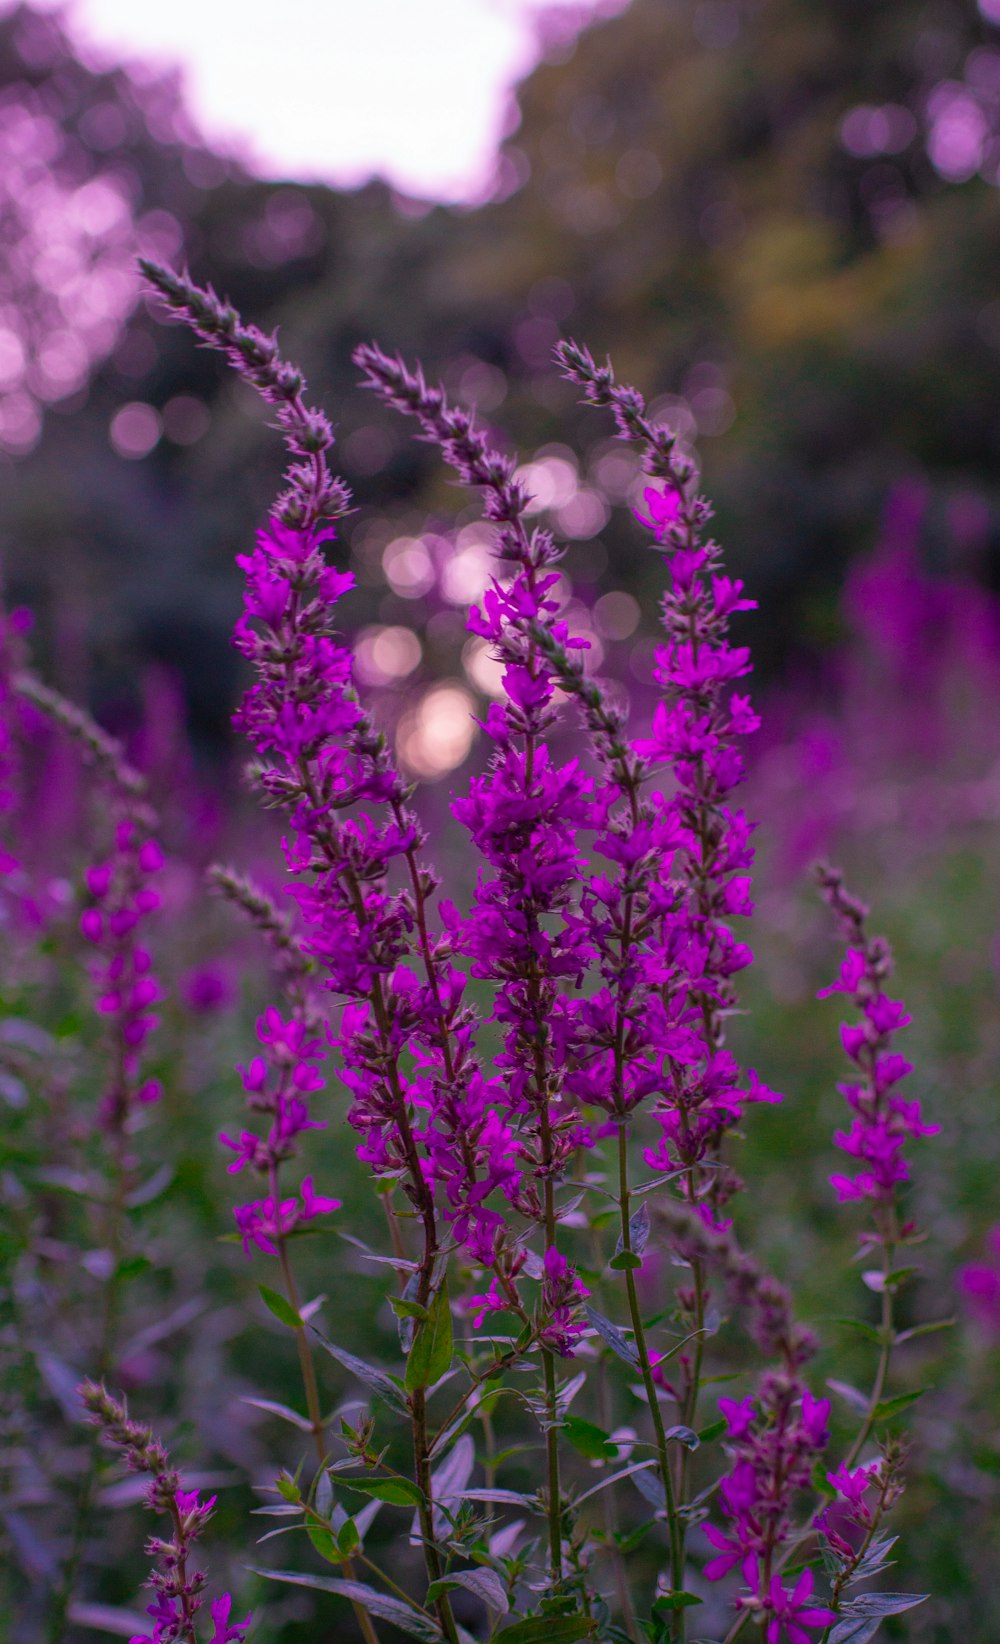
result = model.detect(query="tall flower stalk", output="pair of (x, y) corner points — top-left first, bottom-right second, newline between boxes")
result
(80, 1383), (250, 1644)
(140, 261), (471, 1644)
(122, 261), (936, 1644)
(6, 669), (166, 1643)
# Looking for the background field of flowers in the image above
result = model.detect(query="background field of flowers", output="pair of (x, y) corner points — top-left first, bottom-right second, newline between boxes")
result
(2, 2), (1000, 1640)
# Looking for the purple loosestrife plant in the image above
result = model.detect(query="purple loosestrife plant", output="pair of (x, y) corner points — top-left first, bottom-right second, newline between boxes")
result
(809, 865), (936, 1635)
(353, 341), (600, 1583)
(0, 646), (170, 1641)
(80, 1383), (250, 1644)
(135, 260), (936, 1644)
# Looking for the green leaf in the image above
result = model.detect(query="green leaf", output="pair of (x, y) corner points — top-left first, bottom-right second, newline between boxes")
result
(609, 1250), (643, 1271)
(338, 1518), (360, 1557)
(829, 1316), (885, 1346)
(405, 1278), (453, 1393)
(652, 1591), (703, 1611)
(428, 1568), (509, 1616)
(241, 1396), (314, 1433)
(590, 1209), (619, 1233)
(249, 1569), (442, 1640)
(828, 1592), (928, 1644)
(313, 1331), (409, 1415)
(258, 1284), (302, 1329)
(496, 1617), (597, 1644)
(115, 1255), (152, 1282)
(391, 1295), (430, 1322)
(872, 1387), (928, 1422)
(862, 1266), (919, 1294)
(583, 1305), (639, 1367)
(811, 1459), (837, 1499)
(664, 1425), (699, 1451)
(697, 1418), (726, 1443)
(343, 1476), (426, 1507)
(894, 1317), (955, 1345)
(614, 1520), (653, 1554)
(307, 1521), (341, 1564)
(563, 1416), (619, 1461)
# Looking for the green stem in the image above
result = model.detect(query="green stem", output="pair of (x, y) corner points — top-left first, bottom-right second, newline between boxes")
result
(617, 1125), (685, 1635)
(842, 1238), (896, 1471)
(540, 1137), (563, 1584)
(275, 1221), (381, 1644)
(411, 1385), (461, 1644)
(677, 1246), (707, 1549)
(48, 1088), (130, 1644)
(543, 1344), (562, 1579)
(589, 1200), (640, 1643)
(357, 1551), (436, 1617)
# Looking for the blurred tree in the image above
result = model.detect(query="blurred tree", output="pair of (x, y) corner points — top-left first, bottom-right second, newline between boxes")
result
(2, 0), (1000, 743)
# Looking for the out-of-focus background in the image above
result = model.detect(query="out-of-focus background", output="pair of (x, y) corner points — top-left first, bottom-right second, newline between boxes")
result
(3, 0), (1000, 750)
(4, 1), (1000, 1638)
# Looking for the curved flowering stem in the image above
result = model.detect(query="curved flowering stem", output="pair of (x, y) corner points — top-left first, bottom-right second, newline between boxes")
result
(720, 864), (933, 1644)
(814, 863), (931, 1469)
(809, 865), (934, 1634)
(141, 263), (470, 1644)
(354, 343), (604, 1587)
(11, 671), (167, 1644)
(80, 1383), (250, 1644)
(208, 867), (349, 1483)
(551, 340), (780, 1627)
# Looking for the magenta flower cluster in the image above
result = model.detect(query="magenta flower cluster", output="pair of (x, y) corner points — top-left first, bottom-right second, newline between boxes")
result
(113, 262), (939, 1644)
(817, 866), (938, 1207)
(81, 817), (164, 1126)
(222, 1004), (341, 1254)
(704, 1384), (834, 1637)
(81, 1382), (250, 1644)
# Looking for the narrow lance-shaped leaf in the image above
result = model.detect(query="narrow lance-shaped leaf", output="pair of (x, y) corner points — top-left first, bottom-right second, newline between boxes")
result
(614, 1201), (650, 1258)
(312, 1329), (409, 1415)
(249, 1569), (442, 1641)
(405, 1277), (453, 1393)
(240, 1396), (313, 1433)
(584, 1305), (639, 1367)
(427, 1568), (509, 1618)
(343, 1477), (426, 1507)
(258, 1284), (302, 1329)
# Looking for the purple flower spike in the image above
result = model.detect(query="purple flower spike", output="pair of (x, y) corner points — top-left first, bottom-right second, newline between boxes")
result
(817, 863), (938, 1207)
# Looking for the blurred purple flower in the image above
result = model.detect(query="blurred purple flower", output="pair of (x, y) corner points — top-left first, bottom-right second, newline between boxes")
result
(960, 1226), (1000, 1332)
(182, 962), (234, 1015)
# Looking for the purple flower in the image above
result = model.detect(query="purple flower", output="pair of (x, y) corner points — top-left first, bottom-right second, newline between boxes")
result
(208, 1594), (252, 1643)
(960, 1226), (1000, 1332)
(633, 483), (683, 536)
(182, 963), (234, 1014)
(719, 1395), (757, 1440)
(705, 1381), (830, 1614)
(764, 1570), (836, 1644)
